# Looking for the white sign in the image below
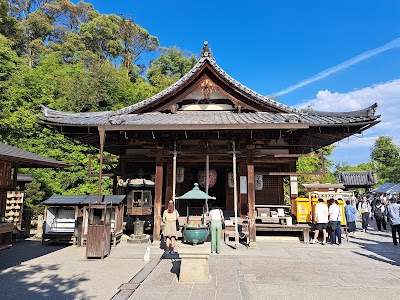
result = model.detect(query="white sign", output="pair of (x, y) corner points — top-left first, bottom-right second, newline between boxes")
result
(240, 176), (247, 194)
(290, 176), (298, 195)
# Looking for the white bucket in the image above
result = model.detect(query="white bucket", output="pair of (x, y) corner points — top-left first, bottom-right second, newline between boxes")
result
(286, 216), (293, 226)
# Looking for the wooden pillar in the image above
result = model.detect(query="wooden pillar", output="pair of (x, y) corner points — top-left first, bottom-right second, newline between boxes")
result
(97, 127), (106, 204)
(152, 146), (164, 246)
(239, 164), (247, 217)
(247, 147), (257, 247)
(12, 162), (18, 190)
(165, 159), (173, 208)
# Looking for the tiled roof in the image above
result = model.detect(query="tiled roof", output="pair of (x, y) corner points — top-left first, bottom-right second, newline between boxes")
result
(374, 183), (397, 193)
(337, 171), (377, 187)
(43, 195), (126, 205)
(0, 142), (68, 168)
(38, 43), (380, 129)
(39, 110), (379, 128)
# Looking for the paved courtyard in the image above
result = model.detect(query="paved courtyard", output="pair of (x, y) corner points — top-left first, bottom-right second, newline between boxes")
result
(1, 220), (400, 300)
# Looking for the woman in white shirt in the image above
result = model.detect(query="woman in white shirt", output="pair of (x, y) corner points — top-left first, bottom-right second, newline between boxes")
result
(209, 206), (224, 254)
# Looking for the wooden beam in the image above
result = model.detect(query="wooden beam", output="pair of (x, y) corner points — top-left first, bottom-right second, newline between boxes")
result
(152, 147), (164, 246)
(104, 123), (309, 131)
(246, 148), (257, 248)
(274, 154), (318, 157)
(267, 172), (323, 176)
(97, 126), (105, 204)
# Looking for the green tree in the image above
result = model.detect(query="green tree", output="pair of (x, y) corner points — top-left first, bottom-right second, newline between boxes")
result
(370, 136), (400, 183)
(22, 180), (45, 218)
(118, 16), (159, 77)
(296, 146), (337, 197)
(147, 46), (197, 90)
(79, 13), (122, 61)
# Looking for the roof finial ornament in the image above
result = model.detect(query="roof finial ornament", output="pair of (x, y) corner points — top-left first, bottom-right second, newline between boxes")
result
(201, 41), (213, 59)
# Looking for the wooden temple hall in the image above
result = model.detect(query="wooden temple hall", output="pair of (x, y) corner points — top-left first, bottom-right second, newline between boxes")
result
(38, 42), (380, 246)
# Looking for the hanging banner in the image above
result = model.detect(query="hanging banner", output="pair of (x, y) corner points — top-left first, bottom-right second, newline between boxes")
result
(240, 176), (247, 194)
(255, 174), (263, 190)
(198, 169), (217, 188)
(176, 167), (185, 183)
(228, 172), (234, 188)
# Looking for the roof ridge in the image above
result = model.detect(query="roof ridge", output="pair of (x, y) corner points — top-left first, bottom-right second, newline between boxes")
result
(301, 103), (378, 117)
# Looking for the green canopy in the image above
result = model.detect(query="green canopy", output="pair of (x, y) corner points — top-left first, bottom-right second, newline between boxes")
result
(175, 183), (216, 200)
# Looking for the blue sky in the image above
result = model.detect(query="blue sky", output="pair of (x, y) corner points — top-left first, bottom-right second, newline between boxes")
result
(75, 1), (400, 166)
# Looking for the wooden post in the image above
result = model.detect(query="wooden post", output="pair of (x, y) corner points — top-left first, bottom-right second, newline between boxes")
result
(97, 127), (106, 204)
(247, 147), (257, 248)
(239, 164), (247, 217)
(232, 140), (239, 247)
(172, 141), (177, 205)
(152, 147), (164, 246)
(205, 155), (209, 214)
(165, 159), (173, 208)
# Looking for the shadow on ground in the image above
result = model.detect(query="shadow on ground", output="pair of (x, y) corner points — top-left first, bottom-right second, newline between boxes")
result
(0, 263), (90, 300)
(0, 239), (67, 271)
(349, 221), (400, 267)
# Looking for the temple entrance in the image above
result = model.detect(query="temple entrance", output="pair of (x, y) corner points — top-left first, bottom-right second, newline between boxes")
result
(178, 167), (226, 215)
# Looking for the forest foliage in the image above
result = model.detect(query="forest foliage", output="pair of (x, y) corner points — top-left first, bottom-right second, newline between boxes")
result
(0, 0), (197, 216)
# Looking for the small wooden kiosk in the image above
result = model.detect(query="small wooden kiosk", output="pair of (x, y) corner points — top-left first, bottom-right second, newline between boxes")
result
(42, 195), (125, 246)
(86, 202), (112, 259)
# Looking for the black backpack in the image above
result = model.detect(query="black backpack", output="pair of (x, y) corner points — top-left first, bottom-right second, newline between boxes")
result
(374, 206), (383, 220)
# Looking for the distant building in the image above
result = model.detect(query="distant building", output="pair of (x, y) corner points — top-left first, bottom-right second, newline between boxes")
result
(336, 171), (377, 189)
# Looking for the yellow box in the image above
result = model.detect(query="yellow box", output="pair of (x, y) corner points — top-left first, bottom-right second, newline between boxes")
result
(292, 198), (311, 223)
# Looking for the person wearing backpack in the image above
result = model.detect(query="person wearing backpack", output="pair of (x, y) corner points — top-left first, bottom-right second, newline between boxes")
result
(374, 200), (386, 231)
(385, 197), (400, 248)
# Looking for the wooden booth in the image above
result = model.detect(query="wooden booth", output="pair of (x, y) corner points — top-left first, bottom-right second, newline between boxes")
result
(42, 195), (125, 247)
(38, 42), (380, 247)
(0, 142), (67, 251)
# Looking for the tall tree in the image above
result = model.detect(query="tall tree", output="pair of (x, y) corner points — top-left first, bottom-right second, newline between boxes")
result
(118, 16), (159, 77)
(296, 146), (337, 197)
(370, 136), (400, 183)
(147, 46), (197, 90)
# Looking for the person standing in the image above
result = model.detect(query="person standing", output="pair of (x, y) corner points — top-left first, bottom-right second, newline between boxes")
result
(329, 199), (342, 245)
(370, 196), (377, 220)
(385, 198), (400, 248)
(209, 206), (224, 254)
(344, 199), (357, 234)
(374, 200), (386, 231)
(358, 197), (371, 232)
(310, 198), (329, 245)
(162, 200), (179, 254)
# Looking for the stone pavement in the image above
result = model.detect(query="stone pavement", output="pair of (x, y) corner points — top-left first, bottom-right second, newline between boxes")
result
(1, 220), (400, 300)
(130, 229), (400, 300)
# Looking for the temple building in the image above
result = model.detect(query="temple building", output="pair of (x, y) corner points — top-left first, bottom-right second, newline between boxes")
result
(38, 42), (380, 246)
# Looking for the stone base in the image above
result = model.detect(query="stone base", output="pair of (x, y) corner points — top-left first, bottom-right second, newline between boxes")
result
(127, 234), (150, 244)
(248, 241), (258, 248)
(178, 245), (210, 283)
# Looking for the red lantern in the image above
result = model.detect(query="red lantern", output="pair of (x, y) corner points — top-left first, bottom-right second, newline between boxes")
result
(198, 169), (217, 188)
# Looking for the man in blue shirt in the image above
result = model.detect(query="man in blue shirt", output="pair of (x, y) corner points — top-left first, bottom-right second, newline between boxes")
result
(385, 198), (400, 248)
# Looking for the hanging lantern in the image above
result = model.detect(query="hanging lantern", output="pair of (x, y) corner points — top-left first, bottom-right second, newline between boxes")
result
(176, 167), (185, 183)
(198, 169), (217, 188)
(228, 172), (234, 188)
(255, 174), (263, 190)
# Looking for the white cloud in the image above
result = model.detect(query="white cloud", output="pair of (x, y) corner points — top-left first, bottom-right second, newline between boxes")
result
(273, 38), (400, 97)
(296, 79), (400, 165)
